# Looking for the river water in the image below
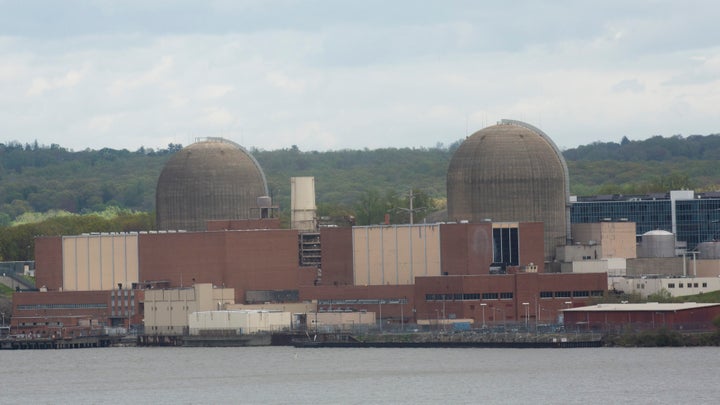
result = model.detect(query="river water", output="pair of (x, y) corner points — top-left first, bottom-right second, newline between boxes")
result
(1, 346), (717, 404)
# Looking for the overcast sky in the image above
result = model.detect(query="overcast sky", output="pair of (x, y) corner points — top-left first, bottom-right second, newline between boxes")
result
(1, 0), (719, 152)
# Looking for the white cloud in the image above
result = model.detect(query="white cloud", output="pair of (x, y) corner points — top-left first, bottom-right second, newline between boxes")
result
(1, 1), (720, 152)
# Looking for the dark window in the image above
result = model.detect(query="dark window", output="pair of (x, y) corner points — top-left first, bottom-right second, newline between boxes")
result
(702, 282), (707, 288)
(554, 291), (571, 298)
(668, 283), (675, 288)
(540, 291), (553, 298)
(573, 291), (589, 297)
(482, 292), (499, 300)
(591, 290), (604, 297)
(500, 292), (513, 299)
(463, 293), (480, 300)
(493, 227), (519, 266)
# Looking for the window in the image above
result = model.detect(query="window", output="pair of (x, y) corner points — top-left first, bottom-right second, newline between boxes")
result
(554, 291), (571, 298)
(500, 292), (513, 300)
(540, 291), (553, 299)
(679, 283), (684, 288)
(463, 293), (480, 300)
(702, 282), (708, 288)
(482, 292), (499, 300)
(668, 283), (675, 288)
(591, 290), (604, 297)
(693, 283), (699, 288)
(573, 291), (589, 298)
(492, 226), (519, 266)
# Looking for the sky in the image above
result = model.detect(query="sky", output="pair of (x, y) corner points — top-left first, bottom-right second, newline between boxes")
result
(1, 0), (719, 152)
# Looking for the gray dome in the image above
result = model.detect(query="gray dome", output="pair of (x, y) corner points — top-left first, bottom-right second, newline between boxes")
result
(156, 138), (268, 231)
(446, 120), (570, 261)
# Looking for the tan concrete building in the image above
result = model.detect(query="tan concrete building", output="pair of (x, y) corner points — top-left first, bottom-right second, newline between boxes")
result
(61, 233), (139, 291)
(309, 311), (376, 331)
(144, 283), (235, 335)
(611, 276), (720, 298)
(353, 224), (442, 285)
(572, 222), (637, 259)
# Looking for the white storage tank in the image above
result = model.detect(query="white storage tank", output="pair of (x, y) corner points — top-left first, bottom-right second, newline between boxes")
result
(697, 241), (720, 259)
(637, 230), (675, 258)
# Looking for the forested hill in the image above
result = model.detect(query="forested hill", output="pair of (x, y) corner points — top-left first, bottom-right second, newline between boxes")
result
(2, 133), (720, 226)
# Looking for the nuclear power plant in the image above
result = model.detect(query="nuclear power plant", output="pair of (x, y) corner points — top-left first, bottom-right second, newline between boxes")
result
(11, 121), (720, 341)
(447, 119), (570, 262)
(156, 138), (269, 231)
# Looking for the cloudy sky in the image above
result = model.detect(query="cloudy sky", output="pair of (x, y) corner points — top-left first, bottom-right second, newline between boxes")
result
(1, 0), (719, 152)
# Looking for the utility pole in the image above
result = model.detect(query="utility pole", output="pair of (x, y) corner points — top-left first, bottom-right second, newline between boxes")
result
(395, 189), (426, 225)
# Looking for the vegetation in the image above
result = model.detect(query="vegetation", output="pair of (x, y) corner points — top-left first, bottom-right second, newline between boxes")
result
(0, 207), (154, 261)
(3, 132), (720, 259)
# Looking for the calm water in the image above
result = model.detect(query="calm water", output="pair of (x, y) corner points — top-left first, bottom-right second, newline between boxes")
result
(1, 346), (718, 404)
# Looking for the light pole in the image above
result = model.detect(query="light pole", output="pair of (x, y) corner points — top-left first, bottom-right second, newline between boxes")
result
(378, 300), (383, 333)
(480, 303), (487, 328)
(522, 302), (529, 329)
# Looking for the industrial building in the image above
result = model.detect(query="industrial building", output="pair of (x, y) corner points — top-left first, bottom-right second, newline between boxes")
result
(563, 302), (720, 331)
(571, 190), (720, 251)
(14, 123), (662, 337)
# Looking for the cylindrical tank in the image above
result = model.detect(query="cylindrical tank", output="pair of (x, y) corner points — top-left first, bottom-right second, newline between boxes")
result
(697, 241), (720, 259)
(637, 230), (675, 258)
(446, 119), (570, 262)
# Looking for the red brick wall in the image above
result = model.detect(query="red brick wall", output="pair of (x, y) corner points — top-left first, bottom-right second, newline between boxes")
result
(138, 229), (301, 303)
(319, 227), (353, 286)
(519, 222), (545, 272)
(34, 236), (63, 291)
(440, 223), (493, 275)
(414, 273), (607, 325)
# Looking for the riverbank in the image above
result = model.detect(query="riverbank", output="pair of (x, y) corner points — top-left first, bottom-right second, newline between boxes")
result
(604, 328), (720, 347)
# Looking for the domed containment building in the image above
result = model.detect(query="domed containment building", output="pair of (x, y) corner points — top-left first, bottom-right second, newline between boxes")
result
(156, 138), (269, 231)
(447, 119), (570, 262)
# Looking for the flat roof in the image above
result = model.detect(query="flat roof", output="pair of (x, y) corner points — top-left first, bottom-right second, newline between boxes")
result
(564, 302), (720, 312)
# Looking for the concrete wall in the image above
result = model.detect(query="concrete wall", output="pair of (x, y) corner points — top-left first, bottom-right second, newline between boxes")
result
(626, 258), (684, 277)
(61, 234), (139, 292)
(309, 311), (376, 330)
(611, 277), (720, 298)
(572, 222), (637, 259)
(188, 310), (291, 335)
(353, 224), (441, 286)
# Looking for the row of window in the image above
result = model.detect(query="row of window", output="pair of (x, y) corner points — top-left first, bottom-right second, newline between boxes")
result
(17, 321), (63, 327)
(667, 282), (707, 288)
(539, 290), (604, 298)
(16, 303), (107, 310)
(425, 292), (513, 301)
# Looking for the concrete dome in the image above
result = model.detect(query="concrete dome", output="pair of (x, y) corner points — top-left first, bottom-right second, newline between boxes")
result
(156, 138), (268, 231)
(447, 119), (570, 261)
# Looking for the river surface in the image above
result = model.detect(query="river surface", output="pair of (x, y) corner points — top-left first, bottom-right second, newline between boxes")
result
(1, 346), (718, 404)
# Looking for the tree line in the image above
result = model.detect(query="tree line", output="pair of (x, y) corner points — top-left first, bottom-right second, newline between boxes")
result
(2, 133), (720, 261)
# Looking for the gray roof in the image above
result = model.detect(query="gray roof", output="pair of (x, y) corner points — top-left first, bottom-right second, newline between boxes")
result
(563, 302), (720, 312)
